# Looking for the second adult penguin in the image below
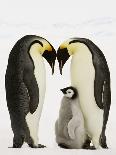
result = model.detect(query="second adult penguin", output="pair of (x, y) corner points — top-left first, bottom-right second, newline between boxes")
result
(57, 38), (111, 149)
(5, 35), (56, 148)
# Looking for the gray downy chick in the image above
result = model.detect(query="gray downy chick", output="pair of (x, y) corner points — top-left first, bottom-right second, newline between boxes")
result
(55, 86), (88, 149)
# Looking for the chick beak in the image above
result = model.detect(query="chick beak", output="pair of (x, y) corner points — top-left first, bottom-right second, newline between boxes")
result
(60, 88), (65, 94)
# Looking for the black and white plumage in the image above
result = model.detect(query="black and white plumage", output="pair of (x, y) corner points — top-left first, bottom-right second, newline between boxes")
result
(57, 38), (111, 149)
(5, 35), (56, 148)
(55, 86), (87, 149)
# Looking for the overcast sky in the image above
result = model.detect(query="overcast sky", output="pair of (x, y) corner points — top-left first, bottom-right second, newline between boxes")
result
(0, 0), (116, 24)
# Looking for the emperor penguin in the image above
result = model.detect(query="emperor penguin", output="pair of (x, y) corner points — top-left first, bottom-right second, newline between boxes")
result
(55, 86), (88, 149)
(57, 38), (111, 149)
(5, 35), (56, 148)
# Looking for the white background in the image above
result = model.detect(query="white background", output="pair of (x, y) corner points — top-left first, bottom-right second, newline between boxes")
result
(0, 0), (116, 154)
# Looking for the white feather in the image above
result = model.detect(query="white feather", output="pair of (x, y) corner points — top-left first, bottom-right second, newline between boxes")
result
(70, 43), (103, 148)
(26, 44), (46, 146)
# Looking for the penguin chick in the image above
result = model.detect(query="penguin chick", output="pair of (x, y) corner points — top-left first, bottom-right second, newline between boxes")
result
(55, 86), (88, 149)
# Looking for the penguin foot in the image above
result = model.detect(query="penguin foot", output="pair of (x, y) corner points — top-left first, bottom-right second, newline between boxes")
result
(8, 146), (22, 148)
(58, 143), (69, 149)
(82, 139), (91, 149)
(13, 144), (22, 148)
(13, 135), (24, 148)
(38, 144), (46, 148)
(83, 146), (96, 150)
(28, 144), (46, 148)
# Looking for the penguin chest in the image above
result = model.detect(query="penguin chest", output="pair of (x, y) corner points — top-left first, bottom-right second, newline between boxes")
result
(25, 50), (46, 145)
(71, 45), (103, 138)
(30, 52), (46, 115)
(26, 48), (46, 122)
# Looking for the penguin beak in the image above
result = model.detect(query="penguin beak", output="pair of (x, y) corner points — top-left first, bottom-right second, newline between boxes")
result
(42, 48), (56, 74)
(60, 88), (66, 94)
(57, 47), (70, 75)
(59, 60), (63, 75)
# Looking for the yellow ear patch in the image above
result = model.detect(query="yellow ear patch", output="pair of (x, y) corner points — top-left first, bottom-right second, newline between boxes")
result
(44, 43), (52, 51)
(59, 39), (86, 56)
(59, 40), (74, 55)
(60, 41), (69, 50)
(68, 44), (78, 55)
(60, 44), (67, 49)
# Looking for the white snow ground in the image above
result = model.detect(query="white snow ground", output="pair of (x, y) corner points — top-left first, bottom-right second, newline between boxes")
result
(0, 0), (116, 154)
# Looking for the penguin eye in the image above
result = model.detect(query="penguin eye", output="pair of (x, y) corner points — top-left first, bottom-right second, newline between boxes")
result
(68, 91), (71, 93)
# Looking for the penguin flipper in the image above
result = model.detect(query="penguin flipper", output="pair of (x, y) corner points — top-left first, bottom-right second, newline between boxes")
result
(94, 60), (111, 110)
(93, 52), (109, 109)
(94, 70), (104, 109)
(94, 57), (111, 148)
(23, 67), (39, 114)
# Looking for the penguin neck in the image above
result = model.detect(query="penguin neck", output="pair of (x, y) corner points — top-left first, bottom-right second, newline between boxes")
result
(71, 50), (78, 63)
(29, 43), (44, 56)
(29, 42), (45, 68)
(71, 43), (91, 63)
(69, 43), (88, 56)
(70, 43), (92, 90)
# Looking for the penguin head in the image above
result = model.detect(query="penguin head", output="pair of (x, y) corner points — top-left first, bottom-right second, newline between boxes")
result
(31, 37), (56, 74)
(60, 86), (78, 99)
(40, 38), (56, 74)
(57, 38), (84, 74)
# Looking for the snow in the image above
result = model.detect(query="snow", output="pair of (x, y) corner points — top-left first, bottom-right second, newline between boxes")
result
(0, 0), (116, 154)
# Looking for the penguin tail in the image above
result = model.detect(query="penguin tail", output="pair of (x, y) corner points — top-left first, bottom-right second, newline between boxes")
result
(100, 78), (111, 148)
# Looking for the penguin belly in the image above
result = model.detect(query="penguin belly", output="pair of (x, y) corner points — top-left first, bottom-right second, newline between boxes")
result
(71, 44), (103, 148)
(26, 45), (46, 146)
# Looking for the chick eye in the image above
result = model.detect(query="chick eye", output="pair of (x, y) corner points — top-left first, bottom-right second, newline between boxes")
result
(68, 91), (71, 93)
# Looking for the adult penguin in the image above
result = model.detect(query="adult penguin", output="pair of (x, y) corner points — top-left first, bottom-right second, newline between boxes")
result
(57, 38), (111, 149)
(5, 35), (56, 148)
